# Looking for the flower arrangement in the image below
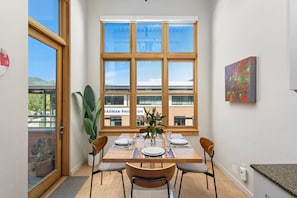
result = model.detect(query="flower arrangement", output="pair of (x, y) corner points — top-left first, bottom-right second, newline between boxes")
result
(143, 107), (166, 142)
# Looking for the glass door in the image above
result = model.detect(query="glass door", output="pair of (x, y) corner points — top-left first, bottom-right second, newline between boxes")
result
(27, 0), (69, 196)
(28, 35), (63, 197)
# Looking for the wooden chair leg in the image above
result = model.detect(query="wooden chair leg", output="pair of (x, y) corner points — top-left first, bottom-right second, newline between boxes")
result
(101, 171), (103, 185)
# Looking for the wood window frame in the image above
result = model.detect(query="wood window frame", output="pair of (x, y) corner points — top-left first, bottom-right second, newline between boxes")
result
(28, 0), (70, 191)
(100, 21), (198, 136)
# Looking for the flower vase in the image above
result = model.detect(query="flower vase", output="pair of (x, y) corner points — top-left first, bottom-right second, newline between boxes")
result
(151, 133), (156, 146)
(150, 135), (156, 146)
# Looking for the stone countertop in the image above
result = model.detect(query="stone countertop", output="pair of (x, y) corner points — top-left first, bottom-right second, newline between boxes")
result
(251, 164), (297, 198)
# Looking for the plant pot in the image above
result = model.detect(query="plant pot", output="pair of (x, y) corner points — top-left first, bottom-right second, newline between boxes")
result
(32, 156), (54, 177)
(88, 152), (99, 167)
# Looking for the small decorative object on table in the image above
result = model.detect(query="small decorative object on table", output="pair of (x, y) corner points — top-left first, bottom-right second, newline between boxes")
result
(143, 107), (166, 145)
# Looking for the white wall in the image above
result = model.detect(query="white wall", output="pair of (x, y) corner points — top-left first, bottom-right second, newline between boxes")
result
(289, 0), (297, 90)
(211, 0), (297, 196)
(70, 0), (91, 174)
(0, 0), (28, 196)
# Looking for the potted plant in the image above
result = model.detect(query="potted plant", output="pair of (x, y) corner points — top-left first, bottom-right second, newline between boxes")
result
(143, 107), (166, 145)
(74, 84), (101, 166)
(31, 136), (54, 177)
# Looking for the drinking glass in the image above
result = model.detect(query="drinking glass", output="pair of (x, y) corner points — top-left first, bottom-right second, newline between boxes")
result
(165, 139), (170, 153)
(166, 131), (172, 140)
(128, 138), (134, 150)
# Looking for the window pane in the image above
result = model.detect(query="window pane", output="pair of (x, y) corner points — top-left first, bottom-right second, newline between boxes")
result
(28, 37), (57, 128)
(28, 36), (57, 188)
(169, 95), (194, 126)
(29, 0), (59, 34)
(104, 94), (130, 127)
(104, 23), (130, 52)
(168, 23), (194, 52)
(105, 61), (130, 91)
(137, 61), (162, 91)
(136, 22), (162, 52)
(104, 108), (130, 127)
(169, 62), (193, 90)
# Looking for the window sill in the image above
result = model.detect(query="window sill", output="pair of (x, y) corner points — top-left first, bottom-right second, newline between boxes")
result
(99, 128), (199, 136)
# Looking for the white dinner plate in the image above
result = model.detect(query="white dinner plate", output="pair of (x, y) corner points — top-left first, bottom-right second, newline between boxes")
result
(170, 134), (184, 139)
(142, 147), (165, 156)
(170, 138), (188, 145)
(114, 138), (129, 146)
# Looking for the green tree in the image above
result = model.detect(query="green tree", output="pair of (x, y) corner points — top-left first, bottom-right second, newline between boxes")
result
(28, 93), (44, 113)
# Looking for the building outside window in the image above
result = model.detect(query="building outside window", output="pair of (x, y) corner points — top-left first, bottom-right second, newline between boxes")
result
(110, 117), (122, 126)
(174, 116), (186, 126)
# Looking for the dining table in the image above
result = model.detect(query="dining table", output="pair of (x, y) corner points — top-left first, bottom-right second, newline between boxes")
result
(102, 133), (202, 164)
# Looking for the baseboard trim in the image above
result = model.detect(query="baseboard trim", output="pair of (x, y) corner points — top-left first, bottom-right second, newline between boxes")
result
(70, 160), (85, 175)
(214, 160), (254, 198)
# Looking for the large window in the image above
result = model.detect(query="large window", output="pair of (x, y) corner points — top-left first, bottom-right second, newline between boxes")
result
(101, 20), (198, 134)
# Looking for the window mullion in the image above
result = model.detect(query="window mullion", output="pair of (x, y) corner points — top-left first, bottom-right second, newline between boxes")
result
(130, 58), (136, 128)
(162, 57), (169, 127)
(130, 23), (137, 128)
(162, 23), (168, 126)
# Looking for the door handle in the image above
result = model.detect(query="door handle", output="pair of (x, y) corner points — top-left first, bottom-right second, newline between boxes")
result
(59, 125), (64, 135)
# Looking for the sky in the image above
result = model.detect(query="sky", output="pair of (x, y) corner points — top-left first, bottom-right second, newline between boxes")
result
(28, 0), (58, 81)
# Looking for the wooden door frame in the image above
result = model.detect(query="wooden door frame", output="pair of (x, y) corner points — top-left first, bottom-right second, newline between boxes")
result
(60, 0), (70, 177)
(28, 0), (70, 196)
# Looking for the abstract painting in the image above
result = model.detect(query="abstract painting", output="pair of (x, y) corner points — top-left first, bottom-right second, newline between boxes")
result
(225, 56), (256, 103)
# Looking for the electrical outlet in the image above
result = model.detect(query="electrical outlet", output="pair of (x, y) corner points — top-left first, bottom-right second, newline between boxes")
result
(239, 167), (247, 181)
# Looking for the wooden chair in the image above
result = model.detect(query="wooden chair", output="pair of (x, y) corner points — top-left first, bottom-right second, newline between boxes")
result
(139, 128), (147, 133)
(90, 136), (126, 198)
(126, 162), (176, 198)
(174, 137), (217, 198)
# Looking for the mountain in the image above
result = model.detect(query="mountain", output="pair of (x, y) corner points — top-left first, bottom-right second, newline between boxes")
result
(28, 77), (55, 86)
